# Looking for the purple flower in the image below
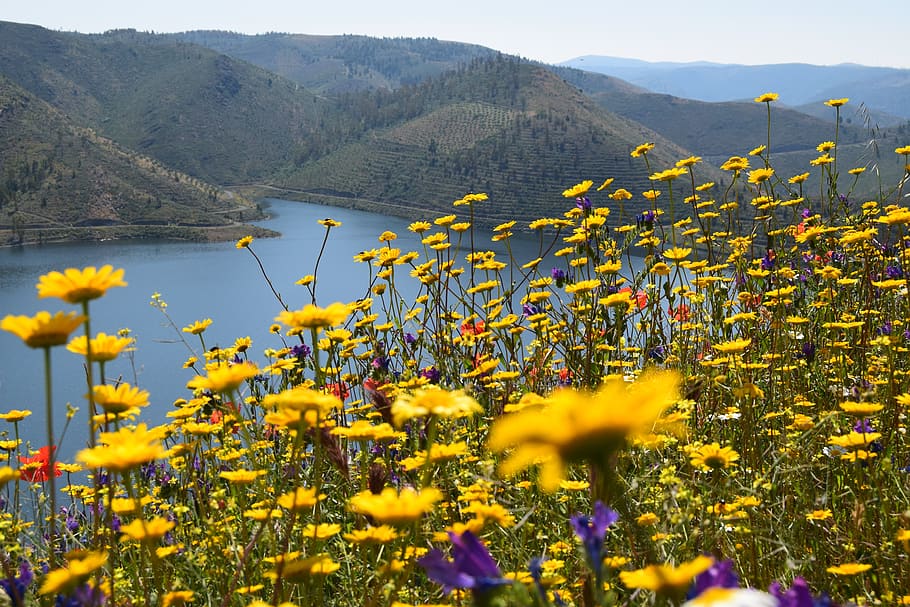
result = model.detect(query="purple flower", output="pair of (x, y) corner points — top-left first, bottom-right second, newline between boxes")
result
(404, 333), (418, 346)
(522, 302), (539, 317)
(0, 560), (33, 607)
(290, 344), (311, 359)
(576, 196), (592, 211)
(419, 366), (440, 383)
(770, 577), (835, 607)
(418, 531), (510, 597)
(688, 559), (739, 599)
(570, 501), (618, 574)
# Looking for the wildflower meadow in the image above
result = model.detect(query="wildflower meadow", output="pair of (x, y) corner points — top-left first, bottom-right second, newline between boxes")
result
(3, 95), (910, 607)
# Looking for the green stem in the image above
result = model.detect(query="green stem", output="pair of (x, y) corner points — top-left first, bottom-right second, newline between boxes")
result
(43, 346), (57, 569)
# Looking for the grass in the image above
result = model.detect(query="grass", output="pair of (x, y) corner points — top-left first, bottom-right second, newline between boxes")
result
(2, 97), (910, 607)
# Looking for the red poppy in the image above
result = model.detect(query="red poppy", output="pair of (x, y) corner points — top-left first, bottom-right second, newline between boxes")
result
(618, 287), (648, 310)
(669, 303), (691, 322)
(460, 319), (485, 336)
(326, 382), (350, 401)
(18, 445), (62, 482)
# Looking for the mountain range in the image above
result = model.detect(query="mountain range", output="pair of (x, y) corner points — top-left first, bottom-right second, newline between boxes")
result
(2, 21), (907, 245)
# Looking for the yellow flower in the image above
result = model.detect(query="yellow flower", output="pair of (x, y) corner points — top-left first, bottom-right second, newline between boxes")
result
(562, 180), (594, 198)
(76, 423), (167, 471)
(642, 189), (661, 201)
(120, 516), (176, 543)
(895, 145), (910, 156)
(597, 178), (615, 191)
(0, 409), (32, 422)
(39, 551), (108, 595)
(806, 509), (833, 521)
(36, 265), (126, 304)
(754, 92), (779, 103)
(235, 236), (253, 249)
(816, 141), (835, 152)
(67, 332), (134, 362)
(620, 555), (713, 593)
(720, 156), (749, 172)
(186, 361), (259, 393)
(631, 143), (655, 157)
(828, 431), (881, 449)
(408, 221), (432, 233)
(162, 590), (195, 607)
(263, 386), (341, 416)
(650, 168), (687, 182)
(2, 311), (86, 348)
(277, 487), (326, 511)
(90, 383), (150, 414)
(302, 523), (342, 539)
(676, 156), (702, 167)
(219, 469), (267, 484)
(824, 98), (849, 108)
(344, 525), (400, 544)
(789, 172), (810, 184)
(267, 554), (340, 581)
(839, 401), (883, 417)
(826, 563), (870, 575)
(182, 319), (212, 335)
(747, 168), (774, 184)
(0, 465), (20, 487)
(391, 388), (482, 427)
(663, 247), (692, 262)
(611, 188), (633, 201)
(712, 338), (751, 354)
(378, 230), (398, 242)
(487, 371), (680, 491)
(276, 302), (350, 329)
(318, 218), (341, 227)
(348, 487), (442, 525)
(689, 443), (740, 471)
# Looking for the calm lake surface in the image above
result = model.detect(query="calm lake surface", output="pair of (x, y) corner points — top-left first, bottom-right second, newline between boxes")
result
(0, 199), (568, 458)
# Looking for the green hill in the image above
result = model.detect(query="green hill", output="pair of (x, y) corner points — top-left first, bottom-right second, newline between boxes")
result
(0, 75), (271, 245)
(0, 21), (340, 184)
(274, 57), (726, 225)
(170, 31), (498, 94)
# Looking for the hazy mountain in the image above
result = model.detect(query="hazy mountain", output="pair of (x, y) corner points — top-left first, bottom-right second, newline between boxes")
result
(560, 56), (910, 120)
(553, 66), (866, 156)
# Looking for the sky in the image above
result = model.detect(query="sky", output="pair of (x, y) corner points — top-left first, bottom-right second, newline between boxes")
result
(5, 0), (910, 68)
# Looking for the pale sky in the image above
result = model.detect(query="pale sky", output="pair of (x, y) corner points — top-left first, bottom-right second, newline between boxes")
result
(5, 0), (910, 68)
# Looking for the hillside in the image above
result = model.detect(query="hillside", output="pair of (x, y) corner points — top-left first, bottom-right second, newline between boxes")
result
(0, 21), (341, 184)
(275, 57), (726, 226)
(0, 76), (272, 245)
(169, 31), (498, 94)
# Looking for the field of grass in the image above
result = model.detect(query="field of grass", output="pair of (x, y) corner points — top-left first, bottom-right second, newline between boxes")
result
(2, 98), (910, 607)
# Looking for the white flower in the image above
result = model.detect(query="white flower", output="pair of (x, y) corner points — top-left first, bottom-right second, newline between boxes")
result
(683, 587), (778, 607)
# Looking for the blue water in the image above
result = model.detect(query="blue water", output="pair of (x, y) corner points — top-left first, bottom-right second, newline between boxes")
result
(0, 199), (559, 459)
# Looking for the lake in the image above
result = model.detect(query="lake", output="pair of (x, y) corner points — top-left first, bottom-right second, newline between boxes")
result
(0, 199), (565, 459)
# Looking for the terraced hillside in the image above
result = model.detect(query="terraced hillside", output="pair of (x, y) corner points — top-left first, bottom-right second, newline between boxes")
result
(278, 58), (726, 226)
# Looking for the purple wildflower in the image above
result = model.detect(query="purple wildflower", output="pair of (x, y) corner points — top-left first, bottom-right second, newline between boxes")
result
(688, 559), (739, 599)
(570, 501), (619, 576)
(418, 531), (510, 597)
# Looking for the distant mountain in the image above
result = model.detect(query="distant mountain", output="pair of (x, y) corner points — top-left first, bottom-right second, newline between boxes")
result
(0, 75), (270, 245)
(552, 66), (866, 156)
(560, 56), (910, 121)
